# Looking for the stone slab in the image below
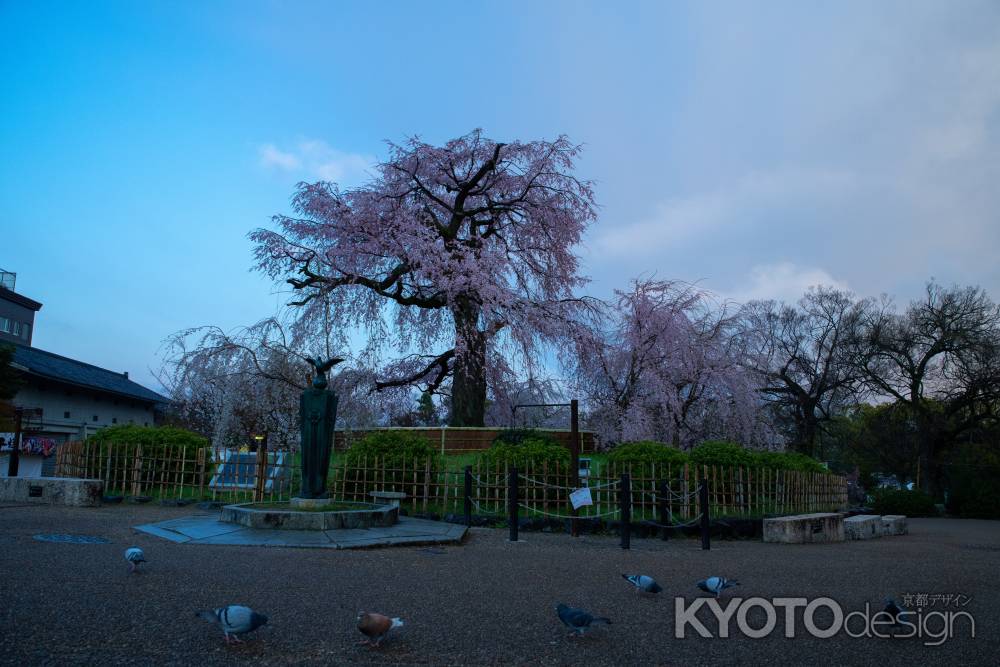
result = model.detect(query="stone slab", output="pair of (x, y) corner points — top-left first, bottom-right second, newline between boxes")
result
(845, 514), (882, 540)
(135, 515), (466, 550)
(0, 477), (103, 507)
(881, 515), (908, 536)
(763, 512), (845, 544)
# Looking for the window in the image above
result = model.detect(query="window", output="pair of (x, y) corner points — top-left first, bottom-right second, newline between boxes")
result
(21, 323), (29, 340)
(112, 417), (118, 424)
(92, 415), (98, 422)
(12, 321), (20, 336)
(0, 317), (9, 333)
(63, 411), (71, 419)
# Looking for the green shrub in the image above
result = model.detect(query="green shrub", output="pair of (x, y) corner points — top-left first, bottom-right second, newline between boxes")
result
(871, 489), (938, 517)
(491, 428), (561, 448)
(754, 451), (827, 473)
(607, 441), (689, 472)
(479, 437), (570, 470)
(689, 440), (757, 469)
(87, 425), (207, 454)
(946, 443), (1000, 519)
(344, 430), (436, 466)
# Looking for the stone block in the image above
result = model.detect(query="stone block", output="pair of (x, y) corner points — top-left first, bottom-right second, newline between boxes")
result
(845, 514), (882, 540)
(763, 512), (845, 543)
(0, 477), (103, 507)
(881, 515), (908, 536)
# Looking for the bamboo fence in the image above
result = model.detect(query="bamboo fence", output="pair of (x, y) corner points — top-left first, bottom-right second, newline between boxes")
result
(56, 441), (848, 519)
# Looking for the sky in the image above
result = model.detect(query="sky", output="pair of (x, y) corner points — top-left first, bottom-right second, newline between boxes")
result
(2, 0), (999, 392)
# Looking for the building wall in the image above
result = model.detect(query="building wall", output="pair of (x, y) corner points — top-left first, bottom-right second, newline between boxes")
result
(13, 381), (156, 442)
(0, 296), (35, 346)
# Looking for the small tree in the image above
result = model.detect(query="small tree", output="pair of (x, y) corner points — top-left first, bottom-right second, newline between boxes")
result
(252, 130), (597, 426)
(572, 279), (761, 448)
(734, 287), (871, 456)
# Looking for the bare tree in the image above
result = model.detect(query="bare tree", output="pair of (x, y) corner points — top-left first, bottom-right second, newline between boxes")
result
(735, 287), (872, 456)
(854, 281), (1000, 493)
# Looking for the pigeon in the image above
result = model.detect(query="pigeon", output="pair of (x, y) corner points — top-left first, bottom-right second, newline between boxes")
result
(622, 573), (663, 594)
(124, 547), (146, 573)
(555, 603), (612, 637)
(356, 612), (403, 647)
(883, 598), (906, 626)
(196, 605), (268, 644)
(697, 576), (739, 597)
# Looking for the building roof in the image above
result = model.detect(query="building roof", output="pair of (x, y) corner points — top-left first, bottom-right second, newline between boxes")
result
(10, 343), (168, 404)
(0, 286), (43, 311)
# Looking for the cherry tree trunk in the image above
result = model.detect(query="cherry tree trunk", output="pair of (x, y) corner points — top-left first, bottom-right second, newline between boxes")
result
(449, 303), (487, 427)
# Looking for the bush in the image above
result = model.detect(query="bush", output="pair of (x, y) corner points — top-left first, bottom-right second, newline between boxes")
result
(480, 437), (570, 470)
(871, 489), (938, 517)
(87, 425), (207, 454)
(491, 428), (561, 448)
(344, 430), (436, 466)
(754, 451), (827, 473)
(607, 441), (689, 471)
(689, 440), (757, 469)
(946, 443), (1000, 519)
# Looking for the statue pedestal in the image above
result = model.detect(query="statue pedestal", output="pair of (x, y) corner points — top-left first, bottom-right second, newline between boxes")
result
(290, 497), (330, 510)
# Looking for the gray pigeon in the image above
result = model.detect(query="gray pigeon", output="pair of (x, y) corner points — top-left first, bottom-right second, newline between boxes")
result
(697, 576), (739, 597)
(555, 603), (611, 637)
(883, 598), (907, 627)
(124, 547), (146, 573)
(622, 573), (663, 594)
(196, 605), (268, 644)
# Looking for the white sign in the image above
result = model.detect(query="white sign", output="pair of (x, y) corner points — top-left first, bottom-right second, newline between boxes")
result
(569, 487), (593, 510)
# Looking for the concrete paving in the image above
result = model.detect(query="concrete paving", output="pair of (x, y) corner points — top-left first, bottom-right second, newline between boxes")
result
(135, 512), (467, 549)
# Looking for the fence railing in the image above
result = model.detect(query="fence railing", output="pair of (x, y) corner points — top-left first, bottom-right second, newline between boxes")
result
(56, 441), (848, 519)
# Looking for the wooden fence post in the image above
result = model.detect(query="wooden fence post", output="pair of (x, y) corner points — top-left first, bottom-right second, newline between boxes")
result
(699, 477), (710, 551)
(659, 479), (669, 541)
(620, 473), (631, 550)
(464, 465), (473, 527)
(508, 465), (519, 542)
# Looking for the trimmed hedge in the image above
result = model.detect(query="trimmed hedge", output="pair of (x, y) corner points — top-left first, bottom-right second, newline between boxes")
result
(871, 489), (938, 517)
(606, 439), (827, 474)
(343, 430), (436, 466)
(480, 430), (570, 470)
(689, 440), (757, 469)
(87, 425), (207, 454)
(607, 441), (689, 470)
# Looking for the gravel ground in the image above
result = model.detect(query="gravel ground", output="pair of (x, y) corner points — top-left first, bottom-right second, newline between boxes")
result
(0, 503), (997, 666)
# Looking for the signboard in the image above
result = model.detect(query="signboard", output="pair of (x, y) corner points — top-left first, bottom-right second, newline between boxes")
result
(569, 486), (593, 510)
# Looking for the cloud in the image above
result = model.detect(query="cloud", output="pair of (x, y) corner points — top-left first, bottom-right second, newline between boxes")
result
(258, 144), (301, 170)
(726, 262), (850, 305)
(257, 140), (375, 185)
(590, 167), (857, 259)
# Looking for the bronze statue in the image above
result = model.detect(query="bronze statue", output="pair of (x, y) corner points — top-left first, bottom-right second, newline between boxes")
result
(299, 356), (344, 499)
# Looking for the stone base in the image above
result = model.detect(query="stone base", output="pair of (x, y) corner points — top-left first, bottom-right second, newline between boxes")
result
(0, 477), (103, 507)
(290, 497), (331, 510)
(763, 512), (845, 543)
(881, 515), (908, 536)
(845, 514), (882, 540)
(222, 501), (398, 531)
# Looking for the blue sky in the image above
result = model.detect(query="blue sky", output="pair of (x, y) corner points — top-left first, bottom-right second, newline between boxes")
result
(2, 0), (999, 391)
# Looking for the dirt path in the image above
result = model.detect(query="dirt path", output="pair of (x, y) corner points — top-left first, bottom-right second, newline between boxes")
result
(1, 504), (997, 665)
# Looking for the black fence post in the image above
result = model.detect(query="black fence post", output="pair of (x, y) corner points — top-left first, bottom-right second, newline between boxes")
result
(699, 477), (710, 551)
(659, 479), (669, 541)
(464, 465), (473, 527)
(620, 472), (631, 550)
(508, 465), (519, 542)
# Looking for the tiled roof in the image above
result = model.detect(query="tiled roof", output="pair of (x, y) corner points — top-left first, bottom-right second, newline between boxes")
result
(10, 343), (167, 404)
